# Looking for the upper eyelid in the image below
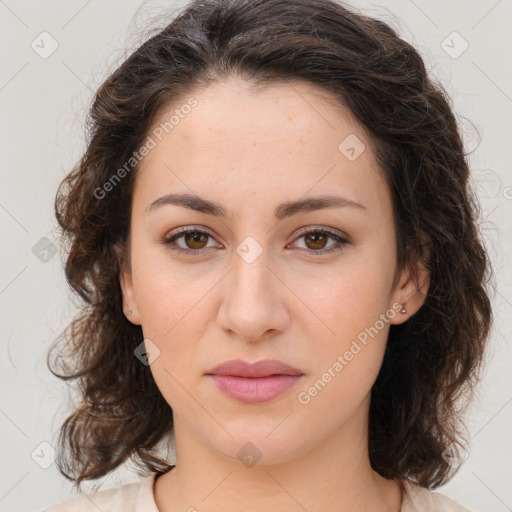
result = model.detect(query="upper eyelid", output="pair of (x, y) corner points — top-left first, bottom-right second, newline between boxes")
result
(294, 225), (348, 239)
(164, 225), (349, 246)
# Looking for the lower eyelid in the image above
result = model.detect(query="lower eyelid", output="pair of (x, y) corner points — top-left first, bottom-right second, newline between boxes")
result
(163, 228), (349, 253)
(163, 230), (218, 249)
(291, 234), (349, 255)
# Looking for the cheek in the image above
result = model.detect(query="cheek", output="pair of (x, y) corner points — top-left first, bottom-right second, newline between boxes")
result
(294, 271), (392, 426)
(130, 245), (219, 372)
(131, 243), (204, 332)
(297, 252), (394, 339)
(130, 252), (210, 410)
(291, 249), (395, 396)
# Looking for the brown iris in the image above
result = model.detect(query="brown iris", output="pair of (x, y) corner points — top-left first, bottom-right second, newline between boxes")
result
(184, 231), (209, 249)
(304, 231), (328, 250)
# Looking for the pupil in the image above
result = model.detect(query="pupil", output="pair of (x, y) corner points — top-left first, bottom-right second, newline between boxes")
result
(308, 233), (326, 249)
(187, 232), (206, 248)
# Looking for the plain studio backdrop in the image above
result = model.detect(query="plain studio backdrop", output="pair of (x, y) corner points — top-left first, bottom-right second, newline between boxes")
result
(1, 1), (511, 511)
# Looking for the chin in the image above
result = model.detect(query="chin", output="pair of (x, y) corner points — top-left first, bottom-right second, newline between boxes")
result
(202, 417), (308, 468)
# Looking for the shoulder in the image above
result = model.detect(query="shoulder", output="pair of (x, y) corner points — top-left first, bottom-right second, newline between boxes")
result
(39, 473), (160, 512)
(402, 480), (476, 512)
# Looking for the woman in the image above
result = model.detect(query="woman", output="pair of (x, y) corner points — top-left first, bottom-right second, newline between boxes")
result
(43, 0), (492, 510)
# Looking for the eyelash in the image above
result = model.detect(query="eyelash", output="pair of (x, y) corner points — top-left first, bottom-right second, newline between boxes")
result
(162, 226), (350, 257)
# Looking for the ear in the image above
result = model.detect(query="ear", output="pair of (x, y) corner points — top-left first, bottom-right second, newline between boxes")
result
(117, 243), (141, 325)
(389, 252), (430, 325)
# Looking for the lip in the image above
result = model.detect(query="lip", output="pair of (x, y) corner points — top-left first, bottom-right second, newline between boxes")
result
(207, 358), (304, 378)
(206, 359), (305, 404)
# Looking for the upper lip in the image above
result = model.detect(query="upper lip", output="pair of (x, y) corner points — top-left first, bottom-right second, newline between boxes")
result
(206, 358), (304, 378)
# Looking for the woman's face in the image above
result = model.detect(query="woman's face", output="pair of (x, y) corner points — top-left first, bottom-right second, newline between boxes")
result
(121, 77), (425, 466)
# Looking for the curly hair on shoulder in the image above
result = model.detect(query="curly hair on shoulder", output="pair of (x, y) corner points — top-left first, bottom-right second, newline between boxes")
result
(48, 0), (493, 492)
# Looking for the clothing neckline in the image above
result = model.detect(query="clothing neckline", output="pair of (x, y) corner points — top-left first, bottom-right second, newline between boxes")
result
(141, 471), (425, 512)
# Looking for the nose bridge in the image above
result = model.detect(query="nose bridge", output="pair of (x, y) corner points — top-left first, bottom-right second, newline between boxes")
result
(231, 242), (272, 301)
(217, 239), (288, 341)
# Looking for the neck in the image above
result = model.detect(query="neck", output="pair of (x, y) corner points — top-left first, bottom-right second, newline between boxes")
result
(153, 410), (402, 512)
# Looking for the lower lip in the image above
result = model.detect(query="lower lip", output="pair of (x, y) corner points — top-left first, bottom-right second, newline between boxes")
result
(209, 374), (304, 403)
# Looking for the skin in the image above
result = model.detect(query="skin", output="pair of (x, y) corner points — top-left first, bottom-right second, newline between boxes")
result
(120, 76), (429, 512)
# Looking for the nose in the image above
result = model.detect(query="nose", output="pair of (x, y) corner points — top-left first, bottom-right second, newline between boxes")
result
(216, 246), (290, 343)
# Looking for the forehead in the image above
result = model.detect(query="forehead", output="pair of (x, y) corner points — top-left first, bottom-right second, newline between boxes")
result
(152, 77), (359, 144)
(133, 77), (391, 219)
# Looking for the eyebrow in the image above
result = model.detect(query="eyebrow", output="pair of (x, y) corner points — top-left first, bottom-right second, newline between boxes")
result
(145, 193), (366, 220)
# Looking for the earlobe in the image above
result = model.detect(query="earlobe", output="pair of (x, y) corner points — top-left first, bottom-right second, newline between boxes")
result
(389, 261), (430, 325)
(119, 265), (141, 325)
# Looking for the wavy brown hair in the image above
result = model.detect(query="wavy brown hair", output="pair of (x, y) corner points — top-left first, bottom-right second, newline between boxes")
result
(48, 0), (493, 492)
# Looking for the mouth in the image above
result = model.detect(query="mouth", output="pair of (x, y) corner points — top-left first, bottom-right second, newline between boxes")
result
(205, 358), (305, 404)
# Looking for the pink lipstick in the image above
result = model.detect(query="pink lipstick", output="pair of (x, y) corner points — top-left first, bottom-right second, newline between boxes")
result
(206, 358), (305, 404)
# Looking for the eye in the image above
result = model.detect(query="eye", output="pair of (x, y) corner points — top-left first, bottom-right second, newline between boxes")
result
(162, 226), (219, 255)
(289, 227), (350, 255)
(161, 226), (350, 256)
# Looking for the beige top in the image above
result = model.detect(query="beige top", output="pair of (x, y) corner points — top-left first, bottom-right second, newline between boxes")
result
(40, 472), (474, 511)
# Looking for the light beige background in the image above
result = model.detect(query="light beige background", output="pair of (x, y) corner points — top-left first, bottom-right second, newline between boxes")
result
(1, 1), (511, 511)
